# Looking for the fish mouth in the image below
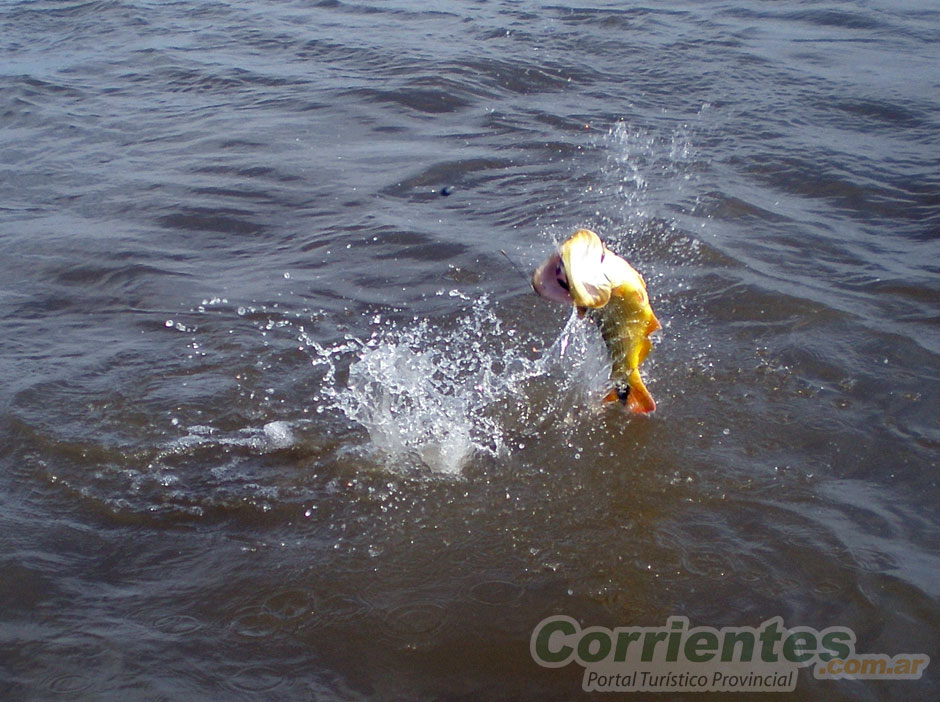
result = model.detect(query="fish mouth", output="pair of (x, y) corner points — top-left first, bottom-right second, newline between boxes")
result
(531, 252), (574, 304)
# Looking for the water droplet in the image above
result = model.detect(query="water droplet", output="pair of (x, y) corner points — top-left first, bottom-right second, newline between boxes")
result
(383, 603), (447, 637)
(227, 666), (285, 693)
(263, 590), (313, 620)
(468, 580), (523, 605)
(153, 614), (203, 635)
(47, 674), (94, 694)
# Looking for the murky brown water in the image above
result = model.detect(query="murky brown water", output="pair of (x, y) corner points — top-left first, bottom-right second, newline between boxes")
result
(1, 1), (937, 699)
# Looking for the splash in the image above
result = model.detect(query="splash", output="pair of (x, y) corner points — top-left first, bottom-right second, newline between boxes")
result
(312, 295), (610, 475)
(228, 116), (707, 476)
(303, 117), (709, 475)
(602, 118), (698, 230)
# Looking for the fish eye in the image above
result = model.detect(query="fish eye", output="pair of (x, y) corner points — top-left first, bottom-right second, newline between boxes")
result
(554, 262), (570, 290)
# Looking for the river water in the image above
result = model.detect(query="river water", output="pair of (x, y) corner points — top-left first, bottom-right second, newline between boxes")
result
(1, 1), (937, 700)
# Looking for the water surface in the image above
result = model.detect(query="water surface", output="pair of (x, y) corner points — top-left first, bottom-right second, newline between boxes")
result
(1, 0), (938, 699)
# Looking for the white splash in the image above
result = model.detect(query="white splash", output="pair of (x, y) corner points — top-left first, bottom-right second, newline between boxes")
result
(314, 297), (610, 475)
(605, 119), (696, 220)
(263, 420), (295, 449)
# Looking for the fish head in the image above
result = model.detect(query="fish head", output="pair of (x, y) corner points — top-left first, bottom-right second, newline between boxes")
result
(559, 229), (613, 308)
(533, 228), (614, 308)
(531, 251), (575, 304)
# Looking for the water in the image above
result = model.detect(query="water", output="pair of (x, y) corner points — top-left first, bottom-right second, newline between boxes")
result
(1, 0), (937, 699)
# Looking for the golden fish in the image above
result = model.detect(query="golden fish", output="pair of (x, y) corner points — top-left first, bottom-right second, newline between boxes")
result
(532, 228), (660, 413)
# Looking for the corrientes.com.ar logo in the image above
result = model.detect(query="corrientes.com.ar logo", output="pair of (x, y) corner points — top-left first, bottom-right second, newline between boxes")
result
(530, 615), (929, 693)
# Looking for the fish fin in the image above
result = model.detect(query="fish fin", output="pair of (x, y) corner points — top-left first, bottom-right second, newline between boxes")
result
(636, 336), (653, 366)
(632, 314), (659, 366)
(626, 371), (656, 414)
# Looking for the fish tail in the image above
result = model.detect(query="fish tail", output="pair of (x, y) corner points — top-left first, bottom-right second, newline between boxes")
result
(602, 370), (656, 414)
(626, 371), (656, 414)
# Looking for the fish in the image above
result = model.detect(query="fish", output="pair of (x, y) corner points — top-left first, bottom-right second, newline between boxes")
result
(532, 228), (660, 413)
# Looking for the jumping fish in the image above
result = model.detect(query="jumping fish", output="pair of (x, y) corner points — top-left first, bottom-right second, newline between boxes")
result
(532, 228), (660, 413)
